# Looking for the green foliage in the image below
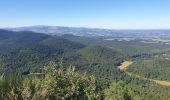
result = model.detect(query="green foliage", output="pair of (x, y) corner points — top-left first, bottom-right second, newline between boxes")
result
(38, 62), (100, 100)
(0, 74), (24, 100)
(104, 81), (136, 100)
(0, 62), (103, 100)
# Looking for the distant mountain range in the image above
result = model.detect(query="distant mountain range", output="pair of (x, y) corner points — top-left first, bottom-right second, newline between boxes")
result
(4, 25), (170, 37)
(5, 26), (115, 37)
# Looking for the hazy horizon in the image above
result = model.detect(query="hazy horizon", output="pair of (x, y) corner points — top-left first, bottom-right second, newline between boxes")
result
(2, 25), (170, 30)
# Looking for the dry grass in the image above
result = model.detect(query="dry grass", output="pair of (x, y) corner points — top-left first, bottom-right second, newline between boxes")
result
(118, 61), (133, 70)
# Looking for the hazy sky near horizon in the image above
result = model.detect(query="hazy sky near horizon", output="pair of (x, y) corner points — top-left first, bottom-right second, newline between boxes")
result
(0, 0), (170, 29)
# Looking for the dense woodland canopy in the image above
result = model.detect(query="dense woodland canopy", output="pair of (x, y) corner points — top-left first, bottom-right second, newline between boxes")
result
(1, 29), (170, 100)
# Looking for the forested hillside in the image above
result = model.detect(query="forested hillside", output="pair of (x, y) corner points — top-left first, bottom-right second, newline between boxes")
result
(0, 30), (86, 75)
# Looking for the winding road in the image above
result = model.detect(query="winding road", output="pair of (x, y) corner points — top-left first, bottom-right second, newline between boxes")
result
(118, 61), (170, 86)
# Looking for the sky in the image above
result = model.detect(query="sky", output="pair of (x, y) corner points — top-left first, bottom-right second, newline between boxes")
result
(0, 0), (170, 29)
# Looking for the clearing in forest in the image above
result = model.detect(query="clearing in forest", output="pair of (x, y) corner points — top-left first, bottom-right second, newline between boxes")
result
(118, 61), (133, 70)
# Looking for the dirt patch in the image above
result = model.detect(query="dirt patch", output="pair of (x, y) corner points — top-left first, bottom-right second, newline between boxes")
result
(153, 80), (170, 86)
(118, 61), (133, 70)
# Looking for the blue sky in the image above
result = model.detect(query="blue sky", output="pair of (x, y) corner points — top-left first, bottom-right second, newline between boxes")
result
(0, 0), (170, 29)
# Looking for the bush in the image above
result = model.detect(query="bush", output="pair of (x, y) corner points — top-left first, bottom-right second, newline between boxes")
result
(0, 62), (101, 100)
